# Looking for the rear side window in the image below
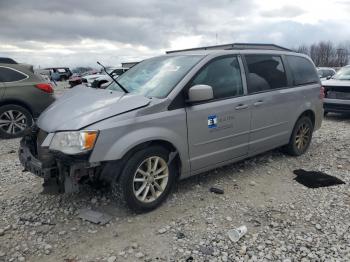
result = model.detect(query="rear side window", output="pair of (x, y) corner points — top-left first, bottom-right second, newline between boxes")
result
(0, 67), (28, 82)
(245, 55), (287, 94)
(190, 56), (243, 99)
(287, 56), (319, 86)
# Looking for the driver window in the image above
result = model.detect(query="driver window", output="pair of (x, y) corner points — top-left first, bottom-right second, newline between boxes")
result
(191, 56), (243, 99)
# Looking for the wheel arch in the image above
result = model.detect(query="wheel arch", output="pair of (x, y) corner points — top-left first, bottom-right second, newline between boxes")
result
(123, 139), (181, 174)
(0, 99), (34, 116)
(100, 139), (182, 183)
(297, 109), (315, 128)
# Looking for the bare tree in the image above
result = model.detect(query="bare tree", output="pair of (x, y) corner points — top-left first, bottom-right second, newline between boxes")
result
(334, 44), (349, 67)
(297, 45), (309, 55)
(295, 41), (349, 67)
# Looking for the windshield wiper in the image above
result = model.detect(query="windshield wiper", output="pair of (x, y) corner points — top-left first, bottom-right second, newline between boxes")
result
(97, 61), (129, 93)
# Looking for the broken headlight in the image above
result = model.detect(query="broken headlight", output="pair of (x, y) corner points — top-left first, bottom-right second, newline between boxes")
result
(49, 131), (98, 155)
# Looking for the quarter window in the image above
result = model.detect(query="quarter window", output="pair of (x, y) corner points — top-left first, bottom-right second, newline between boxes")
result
(190, 56), (243, 99)
(0, 67), (27, 82)
(245, 55), (287, 94)
(287, 56), (319, 86)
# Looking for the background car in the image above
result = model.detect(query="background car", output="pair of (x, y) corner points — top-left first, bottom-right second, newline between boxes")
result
(81, 73), (104, 87)
(68, 73), (83, 88)
(322, 65), (350, 114)
(44, 67), (72, 81)
(91, 68), (128, 88)
(317, 67), (336, 80)
(0, 62), (55, 139)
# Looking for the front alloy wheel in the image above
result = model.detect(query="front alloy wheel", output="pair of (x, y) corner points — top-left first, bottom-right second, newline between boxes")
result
(114, 146), (176, 212)
(133, 156), (169, 203)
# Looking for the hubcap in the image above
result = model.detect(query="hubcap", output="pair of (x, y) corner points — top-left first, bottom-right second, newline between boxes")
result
(0, 110), (28, 135)
(295, 123), (310, 150)
(133, 156), (169, 203)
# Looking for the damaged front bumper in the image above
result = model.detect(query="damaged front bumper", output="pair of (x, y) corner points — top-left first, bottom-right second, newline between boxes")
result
(19, 138), (58, 179)
(19, 134), (101, 193)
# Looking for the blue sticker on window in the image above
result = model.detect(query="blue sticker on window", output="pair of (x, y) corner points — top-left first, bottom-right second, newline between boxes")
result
(208, 115), (217, 128)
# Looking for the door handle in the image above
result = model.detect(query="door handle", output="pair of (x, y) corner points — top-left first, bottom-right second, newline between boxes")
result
(235, 104), (249, 110)
(253, 101), (264, 107)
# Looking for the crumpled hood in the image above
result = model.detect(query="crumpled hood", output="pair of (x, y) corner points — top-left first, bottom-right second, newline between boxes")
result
(38, 86), (150, 132)
(322, 79), (350, 87)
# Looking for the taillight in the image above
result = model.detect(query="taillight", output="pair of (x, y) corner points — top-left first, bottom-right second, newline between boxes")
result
(319, 86), (325, 100)
(35, 83), (54, 94)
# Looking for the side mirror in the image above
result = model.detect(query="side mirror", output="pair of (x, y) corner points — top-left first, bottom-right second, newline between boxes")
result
(326, 75), (332, 80)
(188, 85), (214, 103)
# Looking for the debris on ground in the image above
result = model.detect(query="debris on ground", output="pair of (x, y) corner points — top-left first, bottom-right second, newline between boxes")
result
(293, 169), (346, 188)
(227, 225), (247, 242)
(78, 208), (112, 225)
(209, 187), (224, 194)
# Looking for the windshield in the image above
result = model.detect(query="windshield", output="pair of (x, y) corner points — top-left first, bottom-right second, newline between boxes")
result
(332, 67), (350, 80)
(107, 55), (204, 98)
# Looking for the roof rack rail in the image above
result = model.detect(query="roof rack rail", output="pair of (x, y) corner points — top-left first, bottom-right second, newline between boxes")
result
(166, 43), (291, 54)
(0, 57), (18, 64)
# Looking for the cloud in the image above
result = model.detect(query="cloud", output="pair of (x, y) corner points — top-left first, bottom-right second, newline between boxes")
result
(261, 6), (305, 18)
(0, 0), (348, 67)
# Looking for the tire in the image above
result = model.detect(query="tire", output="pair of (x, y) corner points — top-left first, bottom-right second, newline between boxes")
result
(0, 105), (33, 139)
(60, 76), (66, 81)
(113, 146), (176, 212)
(285, 116), (314, 156)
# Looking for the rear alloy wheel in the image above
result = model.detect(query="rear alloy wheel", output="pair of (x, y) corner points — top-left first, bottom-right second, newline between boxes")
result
(114, 146), (176, 212)
(285, 116), (313, 156)
(0, 105), (33, 139)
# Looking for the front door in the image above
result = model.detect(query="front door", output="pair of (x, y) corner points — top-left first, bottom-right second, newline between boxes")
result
(186, 55), (251, 171)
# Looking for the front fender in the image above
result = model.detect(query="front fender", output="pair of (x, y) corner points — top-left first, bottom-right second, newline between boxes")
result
(89, 111), (190, 175)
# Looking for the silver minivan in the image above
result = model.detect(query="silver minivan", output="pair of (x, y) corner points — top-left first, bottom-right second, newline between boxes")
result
(19, 46), (323, 211)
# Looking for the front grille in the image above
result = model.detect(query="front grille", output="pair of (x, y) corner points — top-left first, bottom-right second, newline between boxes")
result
(324, 103), (350, 111)
(324, 86), (350, 100)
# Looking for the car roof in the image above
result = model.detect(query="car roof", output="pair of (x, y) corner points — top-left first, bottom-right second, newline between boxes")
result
(0, 57), (17, 64)
(164, 49), (305, 58)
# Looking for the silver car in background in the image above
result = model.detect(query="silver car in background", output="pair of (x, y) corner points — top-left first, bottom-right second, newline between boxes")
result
(19, 45), (323, 212)
(322, 65), (350, 114)
(317, 67), (336, 80)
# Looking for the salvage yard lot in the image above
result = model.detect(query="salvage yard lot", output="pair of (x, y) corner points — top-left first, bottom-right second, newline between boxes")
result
(0, 115), (349, 262)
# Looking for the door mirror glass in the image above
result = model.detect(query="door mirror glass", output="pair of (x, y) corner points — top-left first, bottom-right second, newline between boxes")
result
(188, 84), (214, 103)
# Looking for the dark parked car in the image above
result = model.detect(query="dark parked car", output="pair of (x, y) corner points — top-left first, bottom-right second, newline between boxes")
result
(322, 65), (350, 114)
(0, 63), (55, 139)
(45, 67), (72, 81)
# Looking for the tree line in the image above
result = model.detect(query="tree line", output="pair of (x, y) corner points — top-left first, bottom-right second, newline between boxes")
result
(293, 41), (349, 68)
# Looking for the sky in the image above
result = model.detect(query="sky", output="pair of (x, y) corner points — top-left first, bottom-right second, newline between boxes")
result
(0, 0), (349, 68)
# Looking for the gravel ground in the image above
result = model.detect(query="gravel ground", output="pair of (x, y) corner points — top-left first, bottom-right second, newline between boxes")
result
(0, 114), (349, 262)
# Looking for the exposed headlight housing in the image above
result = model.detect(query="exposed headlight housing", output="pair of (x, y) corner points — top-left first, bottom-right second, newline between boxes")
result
(49, 131), (98, 155)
